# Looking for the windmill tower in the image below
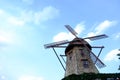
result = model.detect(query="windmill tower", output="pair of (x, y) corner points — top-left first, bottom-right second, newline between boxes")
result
(44, 25), (108, 77)
(65, 38), (99, 76)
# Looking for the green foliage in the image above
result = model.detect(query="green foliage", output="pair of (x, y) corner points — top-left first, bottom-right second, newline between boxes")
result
(62, 73), (120, 80)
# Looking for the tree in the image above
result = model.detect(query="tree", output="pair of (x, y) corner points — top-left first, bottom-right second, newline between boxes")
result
(117, 49), (120, 70)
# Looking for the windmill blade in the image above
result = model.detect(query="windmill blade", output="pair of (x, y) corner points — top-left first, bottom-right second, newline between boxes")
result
(90, 52), (106, 68)
(44, 40), (69, 49)
(65, 25), (78, 38)
(84, 34), (108, 41)
(92, 46), (104, 48)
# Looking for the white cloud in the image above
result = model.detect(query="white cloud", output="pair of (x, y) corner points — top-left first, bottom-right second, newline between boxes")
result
(0, 75), (6, 80)
(74, 23), (85, 34)
(7, 16), (25, 26)
(34, 6), (59, 24)
(95, 20), (116, 34)
(0, 28), (22, 46)
(11, 6), (59, 25)
(0, 6), (59, 45)
(53, 32), (71, 42)
(1, 6), (59, 26)
(86, 32), (96, 37)
(18, 75), (44, 80)
(0, 28), (23, 48)
(104, 49), (120, 62)
(115, 32), (120, 39)
(0, 30), (15, 44)
(53, 20), (117, 42)
(87, 20), (117, 37)
(0, 9), (4, 14)
(20, 10), (33, 23)
(0, 9), (25, 27)
(53, 23), (85, 42)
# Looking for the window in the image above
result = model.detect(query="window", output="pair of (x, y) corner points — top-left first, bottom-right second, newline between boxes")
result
(81, 59), (89, 68)
(79, 49), (84, 57)
(69, 56), (72, 60)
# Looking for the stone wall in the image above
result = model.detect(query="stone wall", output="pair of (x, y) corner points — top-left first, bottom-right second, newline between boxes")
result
(65, 46), (99, 77)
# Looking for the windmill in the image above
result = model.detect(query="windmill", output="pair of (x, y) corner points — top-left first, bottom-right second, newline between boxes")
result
(44, 25), (108, 77)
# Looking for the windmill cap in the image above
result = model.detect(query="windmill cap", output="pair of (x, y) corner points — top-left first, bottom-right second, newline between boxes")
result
(65, 38), (91, 54)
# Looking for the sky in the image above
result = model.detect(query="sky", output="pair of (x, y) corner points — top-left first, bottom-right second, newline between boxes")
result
(0, 0), (120, 80)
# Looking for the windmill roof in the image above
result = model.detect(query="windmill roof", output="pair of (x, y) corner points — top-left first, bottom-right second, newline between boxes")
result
(65, 38), (91, 54)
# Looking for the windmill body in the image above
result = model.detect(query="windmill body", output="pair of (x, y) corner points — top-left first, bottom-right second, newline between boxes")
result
(65, 38), (99, 76)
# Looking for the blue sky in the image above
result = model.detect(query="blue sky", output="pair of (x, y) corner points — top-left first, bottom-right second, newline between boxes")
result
(0, 0), (120, 80)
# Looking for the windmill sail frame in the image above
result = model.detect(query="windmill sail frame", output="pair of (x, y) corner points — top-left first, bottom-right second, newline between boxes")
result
(44, 25), (108, 72)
